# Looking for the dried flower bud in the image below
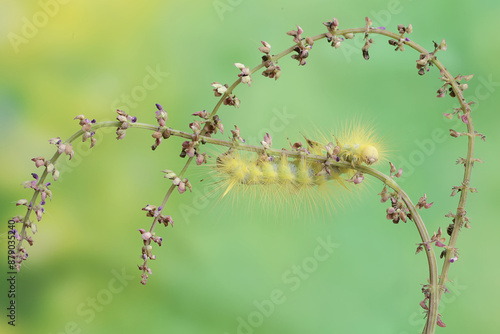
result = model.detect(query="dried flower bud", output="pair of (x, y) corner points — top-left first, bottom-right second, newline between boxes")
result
(172, 177), (181, 186)
(196, 153), (207, 166)
(261, 133), (272, 149)
(49, 137), (62, 145)
(395, 168), (403, 178)
(389, 162), (396, 174)
(449, 129), (461, 138)
(162, 170), (177, 179)
(378, 186), (390, 203)
(192, 110), (209, 119)
(177, 181), (186, 194)
(31, 157), (46, 168)
(16, 199), (28, 206)
(162, 128), (171, 139)
(439, 39), (447, 51)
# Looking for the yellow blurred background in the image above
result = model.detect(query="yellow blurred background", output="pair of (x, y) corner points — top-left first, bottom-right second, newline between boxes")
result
(1, 0), (499, 333)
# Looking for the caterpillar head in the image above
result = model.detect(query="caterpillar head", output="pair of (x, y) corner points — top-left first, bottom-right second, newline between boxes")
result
(337, 142), (380, 166)
(361, 145), (379, 165)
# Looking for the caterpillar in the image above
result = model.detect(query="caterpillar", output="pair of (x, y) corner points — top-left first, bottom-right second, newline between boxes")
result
(205, 122), (385, 217)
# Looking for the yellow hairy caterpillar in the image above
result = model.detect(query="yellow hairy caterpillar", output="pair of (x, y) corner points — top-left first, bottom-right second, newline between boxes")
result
(206, 122), (385, 216)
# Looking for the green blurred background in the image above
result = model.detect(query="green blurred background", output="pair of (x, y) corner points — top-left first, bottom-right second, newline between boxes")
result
(1, 0), (499, 333)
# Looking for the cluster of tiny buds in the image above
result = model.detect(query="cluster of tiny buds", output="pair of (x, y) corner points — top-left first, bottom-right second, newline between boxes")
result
(324, 141), (341, 161)
(177, 108), (222, 165)
(347, 172), (364, 184)
(193, 111), (224, 140)
(231, 125), (245, 143)
(416, 226), (449, 255)
(389, 162), (403, 178)
(361, 17), (377, 60)
(260, 133), (272, 150)
(115, 109), (137, 140)
(182, 113), (209, 164)
(286, 25), (313, 66)
(49, 137), (74, 161)
(416, 193), (434, 209)
(420, 284), (447, 328)
(438, 72), (473, 101)
(10, 121), (91, 271)
(142, 204), (174, 227)
(211, 82), (240, 107)
(163, 170), (192, 194)
(138, 204), (174, 285)
(8, 214), (28, 270)
(378, 163), (416, 224)
(182, 123), (200, 158)
(324, 17), (344, 49)
(234, 63), (251, 86)
(385, 195), (411, 224)
(387, 23), (412, 53)
(322, 17), (419, 61)
(32, 155), (60, 181)
(259, 41), (281, 80)
(74, 115), (97, 148)
(151, 104), (172, 150)
(445, 210), (472, 230)
(10, 170), (54, 269)
(19, 174), (52, 223)
(415, 39), (446, 76)
(450, 184), (478, 197)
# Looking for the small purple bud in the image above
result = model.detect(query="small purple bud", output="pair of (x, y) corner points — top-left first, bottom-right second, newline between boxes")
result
(449, 256), (458, 263)
(31, 173), (39, 180)
(405, 37), (411, 41)
(91, 119), (96, 123)
(158, 206), (163, 211)
(377, 27), (386, 30)
(130, 116), (137, 123)
(155, 103), (163, 111)
(45, 182), (51, 186)
(40, 200), (46, 206)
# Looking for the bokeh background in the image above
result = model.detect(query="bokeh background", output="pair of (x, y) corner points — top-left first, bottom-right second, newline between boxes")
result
(1, 0), (499, 333)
